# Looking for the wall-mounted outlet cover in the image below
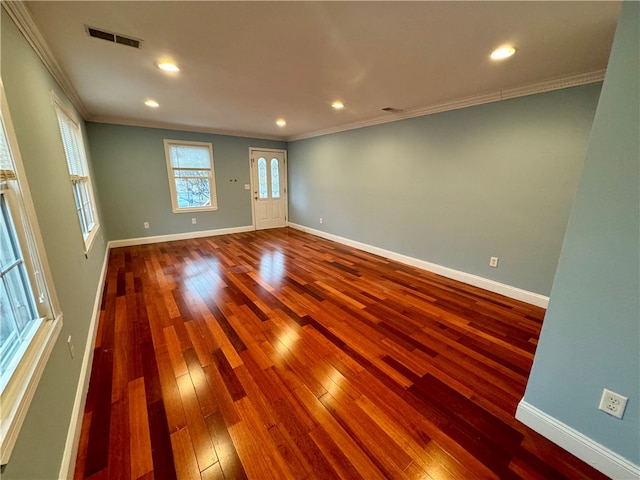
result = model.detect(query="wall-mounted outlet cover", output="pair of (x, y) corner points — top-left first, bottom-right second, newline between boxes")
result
(599, 388), (628, 419)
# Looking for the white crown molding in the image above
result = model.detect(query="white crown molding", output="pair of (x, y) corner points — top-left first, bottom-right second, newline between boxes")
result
(2, 1), (89, 118)
(70, 69), (607, 143)
(287, 70), (606, 142)
(288, 222), (549, 308)
(516, 401), (640, 479)
(500, 70), (606, 101)
(86, 116), (287, 142)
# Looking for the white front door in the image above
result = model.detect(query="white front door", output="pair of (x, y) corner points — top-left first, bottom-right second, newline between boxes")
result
(250, 149), (287, 230)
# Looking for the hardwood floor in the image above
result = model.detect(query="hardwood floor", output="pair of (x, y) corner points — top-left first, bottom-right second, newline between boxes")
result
(74, 228), (607, 480)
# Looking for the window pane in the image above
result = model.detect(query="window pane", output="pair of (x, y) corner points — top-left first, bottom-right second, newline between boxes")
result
(72, 183), (87, 235)
(55, 101), (99, 247)
(258, 158), (267, 199)
(56, 113), (85, 176)
(271, 158), (280, 199)
(165, 140), (217, 212)
(4, 265), (38, 331)
(0, 204), (15, 268)
(0, 117), (15, 177)
(78, 181), (94, 231)
(0, 196), (39, 380)
(174, 177), (211, 208)
(83, 203), (94, 232)
(0, 281), (20, 373)
(169, 145), (211, 169)
(1, 195), (20, 268)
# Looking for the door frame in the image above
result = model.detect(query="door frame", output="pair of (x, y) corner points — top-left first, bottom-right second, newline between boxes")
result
(248, 147), (288, 230)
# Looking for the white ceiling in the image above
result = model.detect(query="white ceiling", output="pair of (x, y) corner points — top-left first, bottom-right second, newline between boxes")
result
(25, 1), (621, 141)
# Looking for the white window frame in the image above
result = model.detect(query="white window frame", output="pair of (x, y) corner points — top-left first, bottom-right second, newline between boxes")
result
(52, 94), (100, 252)
(164, 139), (218, 213)
(0, 81), (62, 465)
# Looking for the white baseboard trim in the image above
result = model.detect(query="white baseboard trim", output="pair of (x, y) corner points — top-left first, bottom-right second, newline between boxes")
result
(516, 401), (640, 479)
(287, 223), (549, 308)
(108, 225), (255, 248)
(58, 248), (110, 480)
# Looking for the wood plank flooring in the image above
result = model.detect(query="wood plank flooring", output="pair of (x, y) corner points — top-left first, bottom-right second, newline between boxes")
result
(74, 228), (608, 480)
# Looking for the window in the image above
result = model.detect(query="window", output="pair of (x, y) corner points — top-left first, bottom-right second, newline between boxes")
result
(270, 157), (280, 199)
(0, 194), (40, 384)
(258, 157), (267, 199)
(0, 83), (61, 464)
(164, 140), (218, 213)
(53, 97), (99, 251)
(257, 156), (281, 200)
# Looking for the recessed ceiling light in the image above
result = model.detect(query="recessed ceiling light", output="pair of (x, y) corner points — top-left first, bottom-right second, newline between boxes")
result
(156, 62), (180, 72)
(144, 99), (160, 108)
(276, 119), (286, 127)
(331, 101), (345, 110)
(490, 46), (516, 61)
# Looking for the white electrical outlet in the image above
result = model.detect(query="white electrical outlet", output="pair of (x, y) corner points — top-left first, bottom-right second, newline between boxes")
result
(192, 218), (197, 224)
(320, 217), (323, 224)
(144, 221), (150, 229)
(599, 388), (628, 419)
(489, 256), (499, 267)
(67, 335), (74, 359)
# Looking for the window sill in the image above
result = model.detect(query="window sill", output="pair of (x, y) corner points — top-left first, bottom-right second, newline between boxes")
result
(83, 224), (101, 256)
(0, 314), (63, 465)
(171, 206), (219, 214)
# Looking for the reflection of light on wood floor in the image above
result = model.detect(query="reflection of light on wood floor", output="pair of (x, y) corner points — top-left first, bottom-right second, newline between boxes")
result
(258, 250), (285, 287)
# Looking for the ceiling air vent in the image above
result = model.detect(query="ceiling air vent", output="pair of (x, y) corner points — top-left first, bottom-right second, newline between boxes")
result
(381, 107), (404, 114)
(86, 26), (142, 49)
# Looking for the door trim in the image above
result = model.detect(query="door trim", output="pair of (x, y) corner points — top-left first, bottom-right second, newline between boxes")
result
(248, 147), (288, 230)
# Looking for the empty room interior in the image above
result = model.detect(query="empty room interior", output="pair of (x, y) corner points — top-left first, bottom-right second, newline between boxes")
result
(0, 1), (638, 479)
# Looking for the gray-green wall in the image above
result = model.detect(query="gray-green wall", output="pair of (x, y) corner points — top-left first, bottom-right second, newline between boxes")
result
(1, 11), (108, 479)
(87, 122), (285, 241)
(288, 84), (602, 296)
(522, 1), (639, 464)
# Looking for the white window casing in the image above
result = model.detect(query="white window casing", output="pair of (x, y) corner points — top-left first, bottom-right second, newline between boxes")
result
(53, 94), (100, 252)
(0, 81), (62, 465)
(164, 139), (218, 213)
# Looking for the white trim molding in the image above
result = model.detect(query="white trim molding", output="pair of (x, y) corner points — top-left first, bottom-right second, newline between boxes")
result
(90, 71), (603, 144)
(58, 249), (110, 480)
(2, 1), (88, 118)
(288, 223), (549, 308)
(288, 70), (606, 142)
(516, 401), (640, 480)
(108, 225), (255, 248)
(86, 117), (287, 142)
